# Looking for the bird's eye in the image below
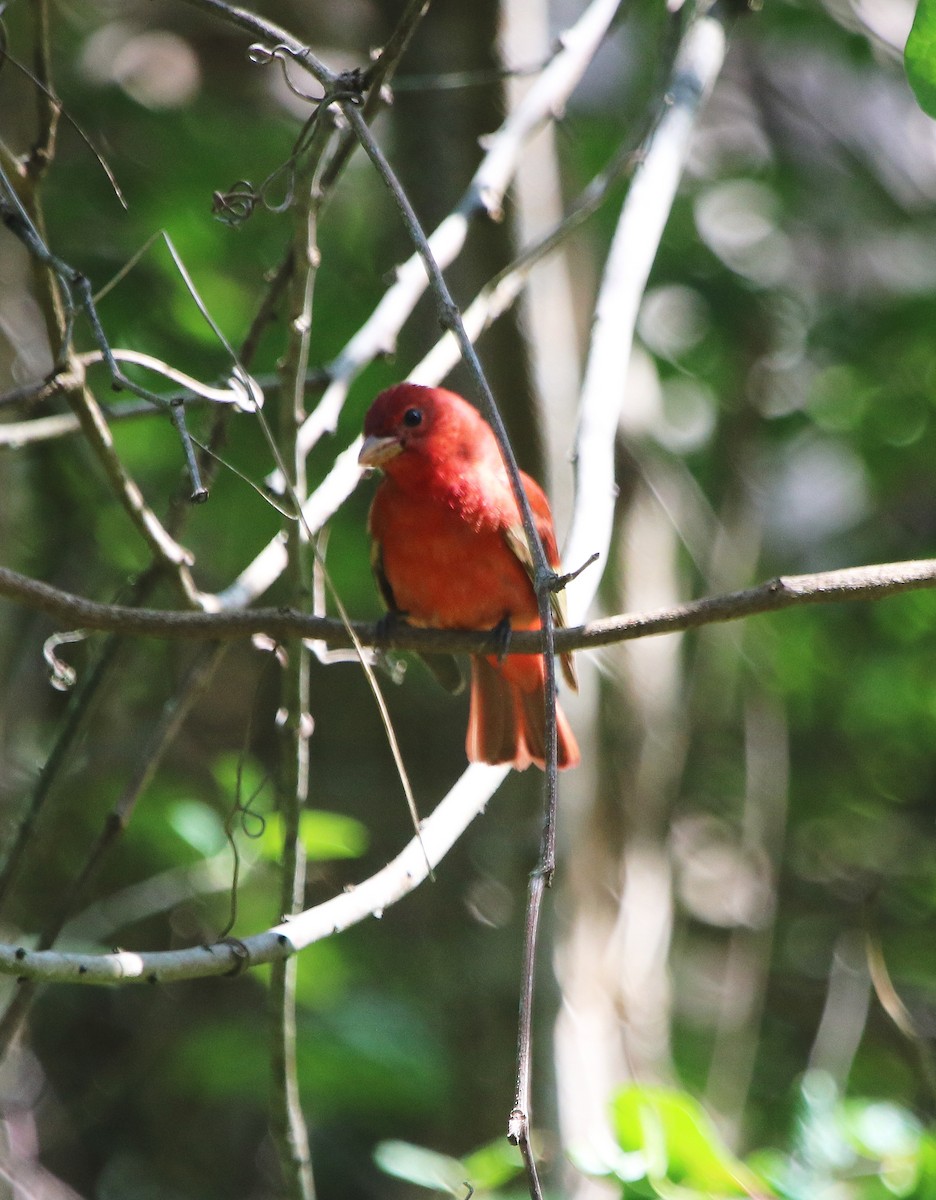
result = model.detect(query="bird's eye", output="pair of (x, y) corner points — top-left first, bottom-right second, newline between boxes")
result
(402, 407), (423, 428)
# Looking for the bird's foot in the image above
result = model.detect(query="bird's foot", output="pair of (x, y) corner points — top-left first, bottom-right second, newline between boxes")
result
(375, 609), (409, 644)
(490, 616), (512, 663)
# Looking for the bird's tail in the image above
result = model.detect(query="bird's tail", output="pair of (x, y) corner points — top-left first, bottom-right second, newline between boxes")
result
(467, 654), (580, 771)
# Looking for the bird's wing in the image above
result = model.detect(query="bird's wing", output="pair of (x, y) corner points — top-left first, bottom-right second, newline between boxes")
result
(503, 473), (577, 691)
(371, 529), (466, 695)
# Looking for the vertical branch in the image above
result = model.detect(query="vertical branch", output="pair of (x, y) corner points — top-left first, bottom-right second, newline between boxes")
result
(26, 0), (60, 180)
(509, 869), (547, 1200)
(340, 102), (555, 597)
(563, 12), (727, 611)
(551, 13), (728, 1190)
(267, 129), (328, 1200)
(704, 689), (789, 1138)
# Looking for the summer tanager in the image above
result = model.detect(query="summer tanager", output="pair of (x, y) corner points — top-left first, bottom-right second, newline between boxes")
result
(359, 382), (579, 771)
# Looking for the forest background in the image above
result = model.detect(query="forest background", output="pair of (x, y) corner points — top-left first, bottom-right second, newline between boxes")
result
(2, 0), (936, 1198)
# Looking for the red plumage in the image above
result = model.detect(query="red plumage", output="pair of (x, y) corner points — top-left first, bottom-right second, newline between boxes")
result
(359, 382), (579, 771)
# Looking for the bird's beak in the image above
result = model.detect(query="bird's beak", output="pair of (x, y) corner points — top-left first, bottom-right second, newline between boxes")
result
(359, 434), (403, 469)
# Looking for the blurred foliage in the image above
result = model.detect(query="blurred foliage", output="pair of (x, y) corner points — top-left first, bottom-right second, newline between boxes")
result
(907, 0), (936, 117)
(1, 1), (936, 1199)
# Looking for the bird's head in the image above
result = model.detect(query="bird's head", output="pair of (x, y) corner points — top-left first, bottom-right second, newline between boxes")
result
(359, 383), (487, 472)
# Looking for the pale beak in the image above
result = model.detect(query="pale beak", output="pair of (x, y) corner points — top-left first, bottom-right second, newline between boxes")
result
(359, 434), (403, 469)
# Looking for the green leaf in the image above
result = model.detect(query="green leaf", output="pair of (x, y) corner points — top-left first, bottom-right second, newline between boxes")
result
(210, 751), (270, 809)
(461, 1138), (524, 1190)
(373, 1140), (466, 1195)
(167, 799), (228, 856)
(610, 1086), (772, 1197)
(374, 1136), (523, 1197)
(256, 810), (369, 862)
(906, 0), (936, 117)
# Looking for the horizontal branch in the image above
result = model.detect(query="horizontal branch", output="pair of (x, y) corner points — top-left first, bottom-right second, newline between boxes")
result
(4, 552), (934, 989)
(2, 558), (936, 654)
(0, 762), (507, 985)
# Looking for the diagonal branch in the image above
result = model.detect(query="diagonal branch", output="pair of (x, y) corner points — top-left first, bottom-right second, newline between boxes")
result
(1, 551), (935, 991)
(0, 762), (509, 987)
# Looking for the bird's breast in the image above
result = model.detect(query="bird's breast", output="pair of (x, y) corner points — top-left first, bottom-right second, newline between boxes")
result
(369, 480), (538, 630)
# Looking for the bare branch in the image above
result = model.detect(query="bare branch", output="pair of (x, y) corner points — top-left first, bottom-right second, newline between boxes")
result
(9, 551), (926, 997)
(564, 12), (728, 622)
(1, 558), (936, 651)
(25, 0), (60, 180)
(174, 0), (332, 81)
(0, 763), (509, 986)
(291, 0), (624, 460)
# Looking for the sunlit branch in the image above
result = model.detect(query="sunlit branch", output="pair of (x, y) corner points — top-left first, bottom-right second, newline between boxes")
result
(289, 0), (624, 462)
(211, 122), (643, 610)
(564, 12), (728, 621)
(0, 763), (509, 987)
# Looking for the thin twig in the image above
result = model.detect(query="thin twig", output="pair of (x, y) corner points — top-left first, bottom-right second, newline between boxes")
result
(508, 870), (547, 1200)
(25, 0), (60, 181)
(287, 0), (623, 463)
(316, 0), (432, 193)
(268, 124), (322, 1200)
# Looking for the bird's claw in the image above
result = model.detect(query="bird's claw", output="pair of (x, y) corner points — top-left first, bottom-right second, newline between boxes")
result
(376, 609), (408, 643)
(490, 617), (512, 662)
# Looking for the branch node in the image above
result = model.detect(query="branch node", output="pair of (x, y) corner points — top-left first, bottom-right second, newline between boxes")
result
(216, 936), (251, 977)
(437, 299), (460, 332)
(554, 551), (599, 590)
(507, 1107), (526, 1146)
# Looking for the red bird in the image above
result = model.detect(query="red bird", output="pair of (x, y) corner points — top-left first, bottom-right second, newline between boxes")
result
(359, 382), (579, 771)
